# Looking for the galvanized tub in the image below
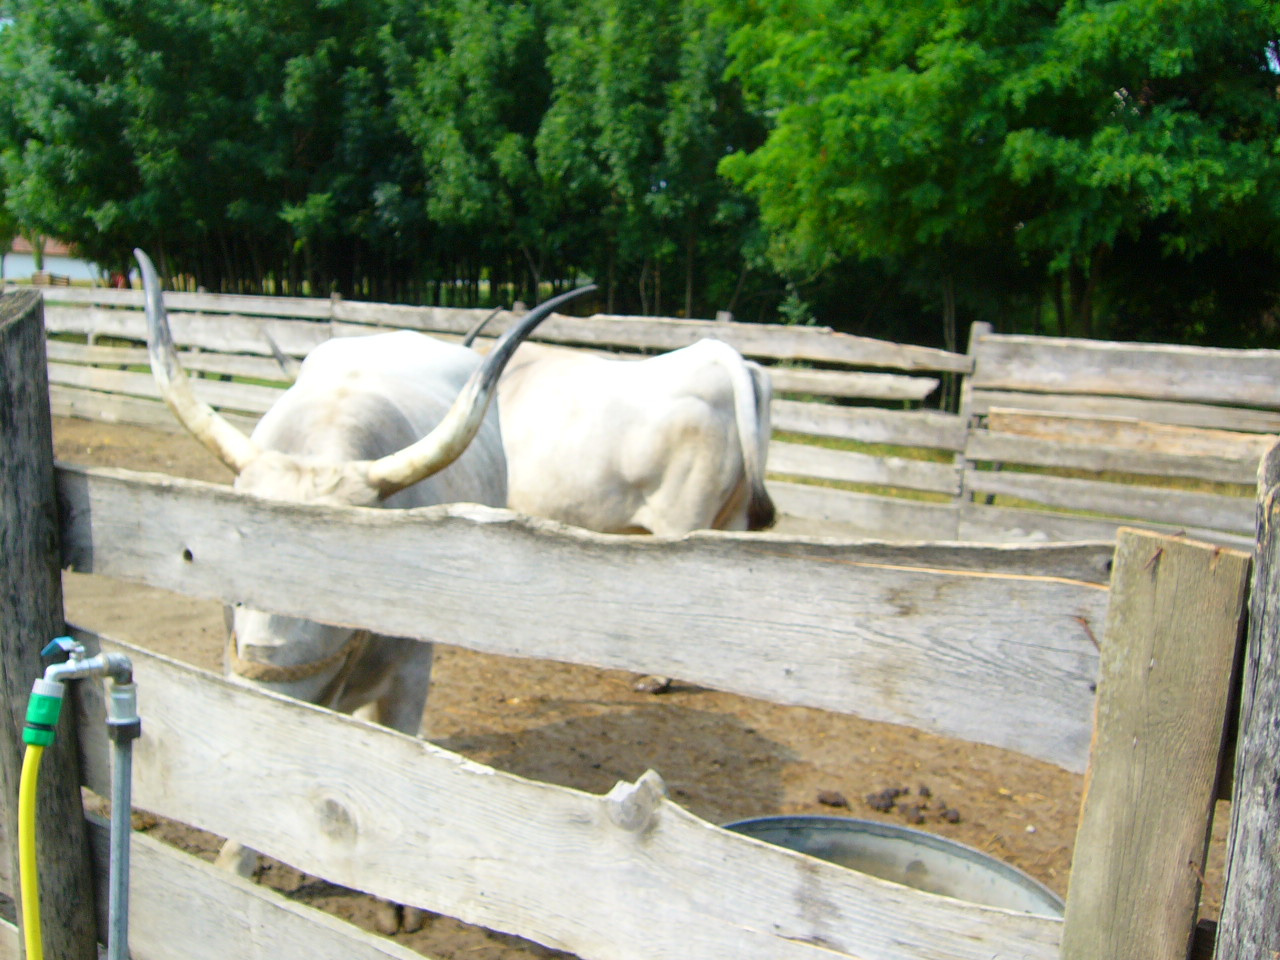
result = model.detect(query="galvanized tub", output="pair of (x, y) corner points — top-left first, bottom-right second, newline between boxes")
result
(723, 815), (1064, 917)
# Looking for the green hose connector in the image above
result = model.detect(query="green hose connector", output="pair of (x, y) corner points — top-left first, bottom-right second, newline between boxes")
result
(23, 679), (64, 747)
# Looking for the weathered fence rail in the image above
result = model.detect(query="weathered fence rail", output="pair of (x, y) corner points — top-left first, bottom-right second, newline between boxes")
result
(20, 284), (1280, 546)
(3, 288), (1279, 958)
(958, 322), (1280, 547)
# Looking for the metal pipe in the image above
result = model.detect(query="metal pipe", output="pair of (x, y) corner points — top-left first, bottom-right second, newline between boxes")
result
(43, 651), (133, 686)
(39, 640), (139, 960)
(105, 681), (139, 960)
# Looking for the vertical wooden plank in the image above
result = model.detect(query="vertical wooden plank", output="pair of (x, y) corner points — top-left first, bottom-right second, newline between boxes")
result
(1216, 440), (1280, 960)
(1060, 528), (1249, 960)
(955, 321), (992, 509)
(0, 290), (99, 959)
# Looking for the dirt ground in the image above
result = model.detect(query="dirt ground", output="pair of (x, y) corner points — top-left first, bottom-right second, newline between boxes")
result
(52, 416), (1230, 958)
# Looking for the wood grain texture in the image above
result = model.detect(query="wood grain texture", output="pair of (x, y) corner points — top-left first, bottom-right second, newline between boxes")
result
(1216, 440), (1280, 959)
(971, 333), (1280, 408)
(68, 634), (1063, 960)
(49, 385), (260, 435)
(970, 390), (1280, 434)
(769, 441), (962, 494)
(957, 503), (1256, 551)
(0, 290), (99, 959)
(966, 427), (1262, 486)
(71, 816), (427, 960)
(771, 400), (968, 451)
(962, 468), (1253, 535)
(47, 339), (294, 384)
(43, 304), (331, 357)
(766, 367), (939, 402)
(48, 361), (281, 414)
(27, 284), (334, 319)
(57, 464), (1108, 770)
(983, 409), (1275, 463)
(1059, 529), (1249, 960)
(29, 284), (972, 372)
(769, 480), (961, 538)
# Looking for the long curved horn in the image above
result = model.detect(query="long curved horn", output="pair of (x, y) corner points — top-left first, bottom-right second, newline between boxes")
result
(136, 248), (259, 473)
(367, 283), (596, 497)
(460, 306), (502, 348)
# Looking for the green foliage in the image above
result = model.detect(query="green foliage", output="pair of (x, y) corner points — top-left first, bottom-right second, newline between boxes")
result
(0, 0), (1276, 347)
(536, 0), (769, 315)
(714, 0), (1280, 341)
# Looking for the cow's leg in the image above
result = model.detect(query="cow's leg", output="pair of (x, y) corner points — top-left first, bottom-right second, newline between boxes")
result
(374, 638), (434, 734)
(338, 637), (434, 735)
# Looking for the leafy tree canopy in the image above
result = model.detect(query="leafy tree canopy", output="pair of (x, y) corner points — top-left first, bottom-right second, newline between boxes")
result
(715, 0), (1280, 341)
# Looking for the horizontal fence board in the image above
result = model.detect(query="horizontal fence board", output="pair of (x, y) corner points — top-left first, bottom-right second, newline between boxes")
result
(69, 633), (1063, 960)
(957, 502), (1257, 551)
(963, 468), (1254, 535)
(769, 441), (961, 494)
(972, 334), (1280, 408)
(74, 816), (428, 960)
(47, 339), (294, 383)
(970, 390), (1280, 434)
(772, 400), (968, 451)
(26, 284), (335, 319)
(767, 366), (939, 402)
(411, 310), (973, 373)
(745, 481), (962, 541)
(58, 465), (1107, 771)
(31, 287), (971, 373)
(965, 430), (1259, 486)
(48, 361), (281, 415)
(50, 385), (260, 435)
(984, 409), (1276, 463)
(43, 305), (331, 357)
(332, 299), (500, 335)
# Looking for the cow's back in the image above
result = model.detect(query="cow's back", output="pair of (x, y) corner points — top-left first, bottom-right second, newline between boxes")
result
(251, 331), (508, 509)
(497, 341), (758, 534)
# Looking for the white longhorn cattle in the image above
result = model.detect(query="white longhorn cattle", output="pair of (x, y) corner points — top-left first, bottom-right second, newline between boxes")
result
(140, 248), (590, 727)
(138, 249), (592, 927)
(491, 339), (776, 536)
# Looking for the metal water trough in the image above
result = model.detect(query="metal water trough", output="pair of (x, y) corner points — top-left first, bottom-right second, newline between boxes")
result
(724, 815), (1064, 917)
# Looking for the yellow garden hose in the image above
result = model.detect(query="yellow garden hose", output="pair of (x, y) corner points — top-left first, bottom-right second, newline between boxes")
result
(19, 670), (65, 960)
(18, 639), (139, 960)
(18, 743), (46, 960)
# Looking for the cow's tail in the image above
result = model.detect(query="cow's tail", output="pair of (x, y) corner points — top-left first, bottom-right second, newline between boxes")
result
(708, 339), (777, 530)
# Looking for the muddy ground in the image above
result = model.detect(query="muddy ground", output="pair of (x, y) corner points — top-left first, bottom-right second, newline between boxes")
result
(52, 416), (1229, 958)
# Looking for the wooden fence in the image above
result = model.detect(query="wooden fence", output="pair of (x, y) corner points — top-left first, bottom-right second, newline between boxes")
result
(18, 283), (1280, 548)
(3, 287), (1280, 958)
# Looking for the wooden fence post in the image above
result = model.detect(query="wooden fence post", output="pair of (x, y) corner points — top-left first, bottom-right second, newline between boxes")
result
(0, 289), (98, 958)
(1059, 528), (1249, 960)
(1216, 440), (1280, 959)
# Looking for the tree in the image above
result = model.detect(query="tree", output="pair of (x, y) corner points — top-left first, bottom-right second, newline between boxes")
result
(714, 0), (1280, 341)
(0, 0), (429, 296)
(537, 0), (767, 316)
(383, 0), (558, 305)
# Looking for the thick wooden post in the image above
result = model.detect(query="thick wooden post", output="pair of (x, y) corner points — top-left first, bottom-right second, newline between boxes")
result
(1216, 441), (1280, 959)
(0, 289), (98, 958)
(1060, 528), (1250, 960)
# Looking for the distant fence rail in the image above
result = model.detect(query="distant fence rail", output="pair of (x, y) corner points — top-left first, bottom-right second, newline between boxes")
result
(20, 285), (1280, 547)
